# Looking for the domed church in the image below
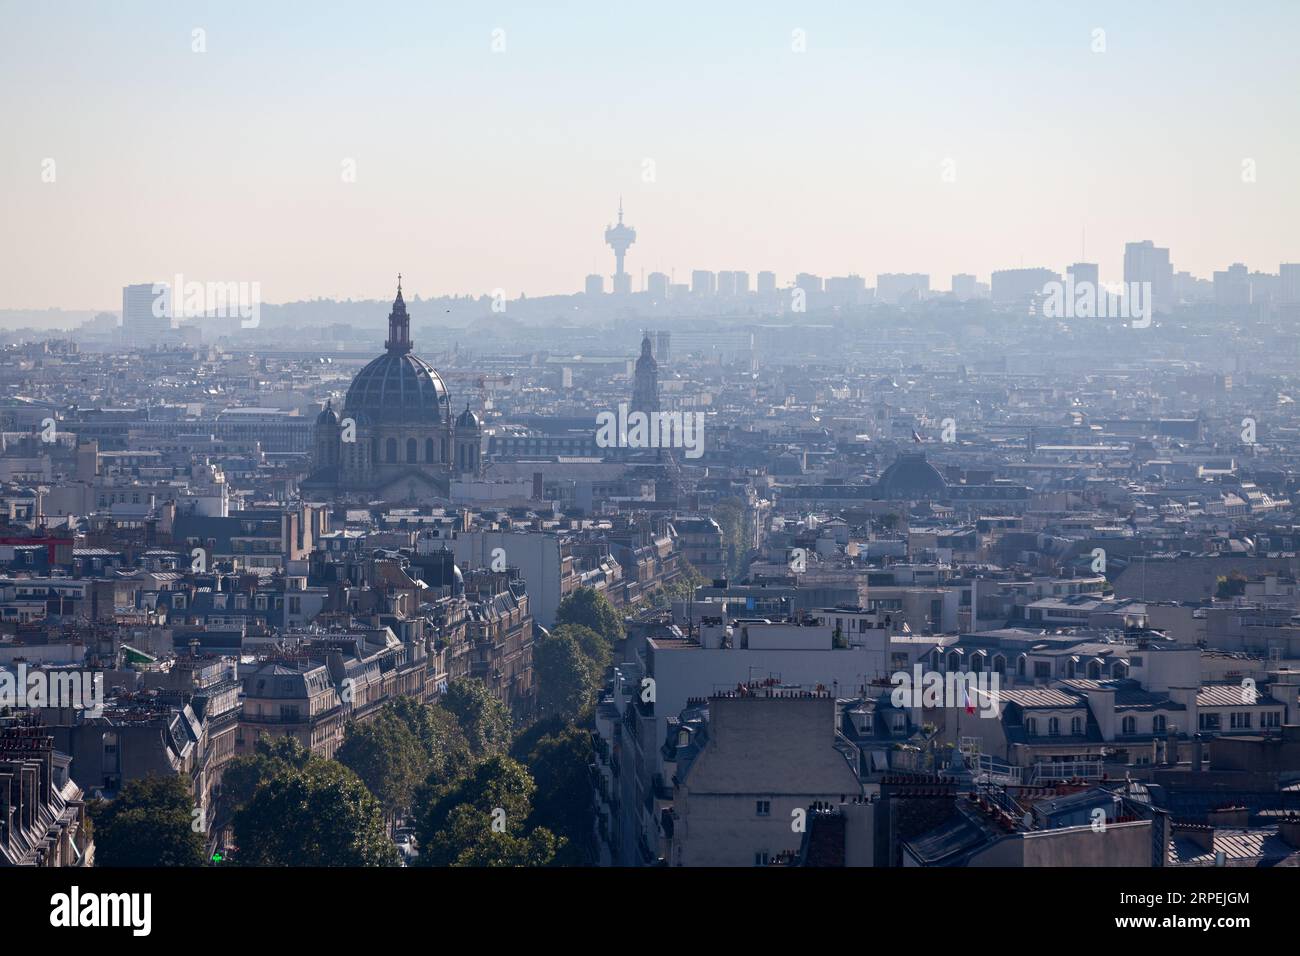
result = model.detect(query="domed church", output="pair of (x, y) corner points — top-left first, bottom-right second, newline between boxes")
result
(303, 278), (481, 503)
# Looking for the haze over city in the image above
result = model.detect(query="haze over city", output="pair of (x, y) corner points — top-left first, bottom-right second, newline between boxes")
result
(2, 0), (1296, 933)
(3, 0), (1299, 310)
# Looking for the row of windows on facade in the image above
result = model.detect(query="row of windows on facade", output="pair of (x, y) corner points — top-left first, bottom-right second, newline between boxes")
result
(170, 593), (300, 612)
(1201, 711), (1280, 730)
(1023, 712), (1280, 736)
(922, 652), (1130, 680)
(326, 437), (449, 464)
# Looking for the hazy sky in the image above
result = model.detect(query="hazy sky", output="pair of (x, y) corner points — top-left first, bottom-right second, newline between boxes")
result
(3, 0), (1298, 310)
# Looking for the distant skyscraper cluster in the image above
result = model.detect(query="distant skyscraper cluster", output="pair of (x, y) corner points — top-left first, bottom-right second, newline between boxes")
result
(582, 209), (1299, 318)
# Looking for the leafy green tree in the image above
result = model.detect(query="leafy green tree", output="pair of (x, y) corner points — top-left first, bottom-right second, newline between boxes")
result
(509, 715), (570, 761)
(233, 759), (399, 866)
(389, 695), (472, 785)
(430, 804), (561, 867)
(556, 586), (625, 644)
(533, 628), (595, 722)
(337, 707), (428, 826)
(441, 677), (513, 759)
(215, 734), (312, 828)
(664, 559), (706, 601)
(552, 622), (611, 675)
(711, 498), (754, 580)
(89, 774), (206, 867)
(520, 723), (596, 866)
(414, 755), (560, 867)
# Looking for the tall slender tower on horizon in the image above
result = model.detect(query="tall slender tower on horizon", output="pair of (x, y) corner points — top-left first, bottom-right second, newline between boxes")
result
(604, 199), (636, 295)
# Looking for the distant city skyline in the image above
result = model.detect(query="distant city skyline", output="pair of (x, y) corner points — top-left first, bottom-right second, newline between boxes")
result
(4, 1), (1299, 310)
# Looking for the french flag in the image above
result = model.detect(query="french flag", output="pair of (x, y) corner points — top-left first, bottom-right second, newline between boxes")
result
(964, 684), (976, 715)
(912, 429), (923, 444)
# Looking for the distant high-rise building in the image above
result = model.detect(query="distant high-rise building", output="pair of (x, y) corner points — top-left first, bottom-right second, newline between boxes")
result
(654, 330), (671, 364)
(1213, 263), (1251, 306)
(1067, 262), (1099, 291)
(1249, 271), (1280, 305)
(1280, 263), (1300, 304)
(1123, 240), (1173, 312)
(876, 273), (930, 305)
(691, 270), (716, 296)
(756, 271), (777, 296)
(951, 274), (977, 299)
(121, 283), (171, 345)
(824, 274), (866, 305)
(584, 274), (604, 296)
(795, 273), (823, 295)
(1173, 270), (1213, 303)
(604, 200), (636, 295)
(733, 271), (750, 295)
(992, 268), (1059, 309)
(647, 272), (669, 299)
(716, 271), (737, 297)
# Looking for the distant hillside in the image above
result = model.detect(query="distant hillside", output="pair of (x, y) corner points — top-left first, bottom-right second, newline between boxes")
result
(0, 309), (106, 331)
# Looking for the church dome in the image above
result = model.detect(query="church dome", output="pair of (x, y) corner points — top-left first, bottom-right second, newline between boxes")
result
(455, 405), (480, 430)
(345, 352), (449, 425)
(342, 278), (451, 426)
(879, 452), (948, 498)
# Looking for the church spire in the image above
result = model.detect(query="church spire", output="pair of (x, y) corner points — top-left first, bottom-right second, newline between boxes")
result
(385, 275), (412, 353)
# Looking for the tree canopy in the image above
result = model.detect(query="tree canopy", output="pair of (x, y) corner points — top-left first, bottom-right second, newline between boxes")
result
(233, 758), (398, 867)
(533, 627), (596, 722)
(89, 774), (207, 867)
(556, 586), (625, 644)
(441, 677), (514, 759)
(414, 755), (560, 867)
(336, 708), (428, 824)
(518, 723), (596, 866)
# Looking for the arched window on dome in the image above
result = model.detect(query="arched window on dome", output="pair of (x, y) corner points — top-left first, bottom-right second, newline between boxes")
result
(441, 437), (449, 461)
(425, 438), (435, 462)
(407, 438), (417, 462)
(386, 438), (398, 462)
